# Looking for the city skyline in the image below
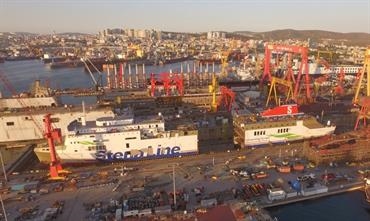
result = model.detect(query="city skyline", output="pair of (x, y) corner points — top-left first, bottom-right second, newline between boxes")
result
(0, 0), (369, 34)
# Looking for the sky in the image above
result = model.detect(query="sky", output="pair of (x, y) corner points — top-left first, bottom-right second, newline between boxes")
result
(0, 0), (369, 34)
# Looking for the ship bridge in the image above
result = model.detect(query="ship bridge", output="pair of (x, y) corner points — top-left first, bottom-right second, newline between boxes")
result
(307, 64), (362, 75)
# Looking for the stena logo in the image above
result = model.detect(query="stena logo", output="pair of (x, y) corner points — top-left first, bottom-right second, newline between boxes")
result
(287, 105), (292, 114)
(95, 146), (181, 161)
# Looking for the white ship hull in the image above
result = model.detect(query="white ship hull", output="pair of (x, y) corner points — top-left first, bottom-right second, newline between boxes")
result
(0, 107), (114, 143)
(34, 111), (198, 163)
(243, 120), (335, 147)
(35, 133), (198, 163)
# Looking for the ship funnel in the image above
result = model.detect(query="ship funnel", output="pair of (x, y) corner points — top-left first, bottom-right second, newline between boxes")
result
(82, 101), (86, 126)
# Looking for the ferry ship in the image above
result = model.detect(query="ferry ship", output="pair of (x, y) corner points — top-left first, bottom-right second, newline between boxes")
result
(34, 109), (198, 163)
(234, 104), (336, 147)
(0, 79), (115, 144)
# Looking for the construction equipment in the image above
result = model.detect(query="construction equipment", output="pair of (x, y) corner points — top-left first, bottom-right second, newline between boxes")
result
(353, 47), (370, 104)
(354, 96), (370, 130)
(44, 114), (66, 180)
(209, 73), (218, 111)
(266, 77), (294, 107)
(317, 50), (333, 63)
(150, 73), (156, 97)
(220, 51), (229, 78)
(261, 44), (310, 103)
(173, 73), (184, 96)
(217, 86), (235, 112)
(333, 67), (345, 96)
(160, 72), (171, 96)
(0, 71), (66, 180)
(81, 57), (104, 91)
(220, 40), (237, 78)
(282, 53), (296, 83)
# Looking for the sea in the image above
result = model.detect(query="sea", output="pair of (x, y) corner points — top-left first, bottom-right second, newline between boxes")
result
(0, 59), (219, 104)
(1, 60), (370, 220)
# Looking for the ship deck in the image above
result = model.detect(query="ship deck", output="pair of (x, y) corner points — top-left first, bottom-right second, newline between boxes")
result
(0, 104), (112, 117)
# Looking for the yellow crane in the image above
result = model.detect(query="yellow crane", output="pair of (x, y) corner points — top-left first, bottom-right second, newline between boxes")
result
(353, 47), (370, 104)
(209, 73), (218, 111)
(266, 77), (294, 107)
(317, 50), (333, 63)
(220, 40), (237, 78)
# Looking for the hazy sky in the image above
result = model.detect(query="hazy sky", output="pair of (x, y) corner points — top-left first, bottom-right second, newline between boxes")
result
(0, 0), (369, 34)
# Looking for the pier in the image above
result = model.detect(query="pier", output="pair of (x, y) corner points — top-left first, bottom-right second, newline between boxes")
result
(261, 181), (364, 208)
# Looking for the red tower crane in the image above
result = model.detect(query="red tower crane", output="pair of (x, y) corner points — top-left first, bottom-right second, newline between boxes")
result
(150, 73), (156, 97)
(173, 73), (184, 96)
(44, 114), (64, 179)
(217, 86), (235, 112)
(160, 72), (171, 96)
(333, 67), (345, 96)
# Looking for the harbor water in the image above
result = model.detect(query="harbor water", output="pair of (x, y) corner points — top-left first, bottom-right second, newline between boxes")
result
(1, 60), (370, 220)
(268, 191), (370, 221)
(0, 59), (220, 104)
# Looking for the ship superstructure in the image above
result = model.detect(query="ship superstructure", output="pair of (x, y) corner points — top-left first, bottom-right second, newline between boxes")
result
(234, 104), (336, 147)
(0, 105), (114, 144)
(34, 109), (198, 162)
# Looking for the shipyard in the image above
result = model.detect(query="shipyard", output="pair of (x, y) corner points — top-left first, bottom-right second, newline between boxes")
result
(0, 1), (370, 220)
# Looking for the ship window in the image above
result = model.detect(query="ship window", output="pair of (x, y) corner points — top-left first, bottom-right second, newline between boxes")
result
(126, 143), (130, 148)
(51, 117), (60, 123)
(125, 137), (136, 140)
(74, 150), (78, 152)
(6, 122), (14, 126)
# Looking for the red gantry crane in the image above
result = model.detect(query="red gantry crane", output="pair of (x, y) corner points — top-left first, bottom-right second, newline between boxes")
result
(261, 44), (311, 103)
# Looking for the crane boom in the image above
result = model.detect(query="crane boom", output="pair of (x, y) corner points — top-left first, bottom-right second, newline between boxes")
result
(0, 70), (44, 134)
(0, 69), (65, 180)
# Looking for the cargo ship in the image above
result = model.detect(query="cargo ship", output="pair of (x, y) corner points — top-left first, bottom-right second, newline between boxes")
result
(49, 60), (84, 69)
(34, 109), (198, 163)
(234, 104), (336, 147)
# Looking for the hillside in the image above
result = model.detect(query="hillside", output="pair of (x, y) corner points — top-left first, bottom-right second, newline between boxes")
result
(235, 29), (370, 46)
